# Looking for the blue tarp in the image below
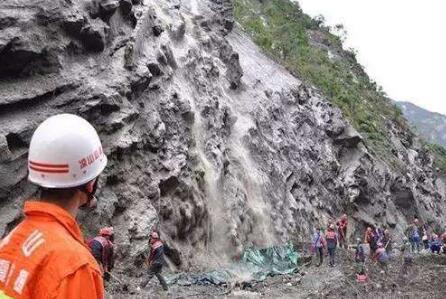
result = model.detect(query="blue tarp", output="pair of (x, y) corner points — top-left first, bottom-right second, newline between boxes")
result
(166, 242), (300, 286)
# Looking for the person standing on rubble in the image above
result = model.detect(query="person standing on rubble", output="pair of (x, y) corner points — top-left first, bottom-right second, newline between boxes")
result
(406, 220), (421, 254)
(364, 227), (377, 256)
(312, 226), (326, 267)
(325, 224), (338, 267)
(382, 229), (393, 255)
(440, 229), (446, 254)
(336, 214), (348, 249)
(354, 238), (366, 274)
(141, 231), (169, 293)
(88, 227), (115, 281)
(429, 234), (442, 254)
(374, 242), (389, 274)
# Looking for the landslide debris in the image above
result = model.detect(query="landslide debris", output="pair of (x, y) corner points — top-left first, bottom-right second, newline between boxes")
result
(0, 0), (445, 290)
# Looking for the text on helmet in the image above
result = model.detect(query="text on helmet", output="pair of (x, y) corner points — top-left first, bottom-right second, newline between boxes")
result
(78, 146), (104, 170)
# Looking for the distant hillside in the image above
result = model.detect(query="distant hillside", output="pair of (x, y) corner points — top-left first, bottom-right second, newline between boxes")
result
(396, 101), (446, 147)
(234, 0), (446, 174)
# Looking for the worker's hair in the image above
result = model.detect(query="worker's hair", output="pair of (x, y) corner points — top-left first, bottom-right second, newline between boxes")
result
(40, 186), (84, 201)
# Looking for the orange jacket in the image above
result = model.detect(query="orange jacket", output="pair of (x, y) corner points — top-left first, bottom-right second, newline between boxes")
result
(0, 201), (104, 299)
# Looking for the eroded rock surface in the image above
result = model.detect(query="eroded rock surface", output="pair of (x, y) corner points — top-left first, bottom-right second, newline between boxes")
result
(0, 0), (445, 277)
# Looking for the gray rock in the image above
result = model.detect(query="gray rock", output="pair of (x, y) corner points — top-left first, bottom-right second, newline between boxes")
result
(100, 0), (120, 15)
(80, 19), (109, 52)
(334, 125), (363, 148)
(0, 135), (11, 162)
(0, 0), (445, 277)
(62, 10), (86, 37)
(170, 17), (186, 41)
(119, 0), (133, 15)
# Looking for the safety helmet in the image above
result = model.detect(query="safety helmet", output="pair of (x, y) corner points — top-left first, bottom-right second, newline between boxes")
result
(377, 242), (384, 248)
(28, 114), (107, 188)
(329, 224), (335, 230)
(100, 227), (114, 236)
(150, 231), (159, 239)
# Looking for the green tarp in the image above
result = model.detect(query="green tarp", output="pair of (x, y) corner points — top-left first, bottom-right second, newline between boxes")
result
(166, 242), (300, 286)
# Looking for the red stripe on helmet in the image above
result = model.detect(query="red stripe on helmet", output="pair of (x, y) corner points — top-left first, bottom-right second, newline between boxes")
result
(29, 165), (69, 173)
(29, 161), (69, 168)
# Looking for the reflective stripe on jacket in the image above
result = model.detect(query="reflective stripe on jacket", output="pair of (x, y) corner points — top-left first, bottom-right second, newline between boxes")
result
(0, 201), (104, 299)
(89, 236), (114, 272)
(325, 231), (338, 249)
(148, 241), (164, 266)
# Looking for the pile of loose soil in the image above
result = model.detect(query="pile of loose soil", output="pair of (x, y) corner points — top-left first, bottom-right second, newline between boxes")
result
(107, 248), (446, 298)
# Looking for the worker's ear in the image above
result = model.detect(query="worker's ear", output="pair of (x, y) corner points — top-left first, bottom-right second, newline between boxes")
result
(86, 179), (97, 193)
(79, 179), (99, 209)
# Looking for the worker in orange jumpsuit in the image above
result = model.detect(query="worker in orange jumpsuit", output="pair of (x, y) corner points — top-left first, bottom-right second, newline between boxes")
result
(0, 114), (107, 298)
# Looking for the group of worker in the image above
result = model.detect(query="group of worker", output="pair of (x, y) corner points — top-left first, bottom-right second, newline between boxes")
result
(1, 114), (446, 298)
(403, 217), (446, 254)
(311, 214), (446, 283)
(311, 214), (348, 267)
(87, 226), (168, 291)
(0, 114), (168, 298)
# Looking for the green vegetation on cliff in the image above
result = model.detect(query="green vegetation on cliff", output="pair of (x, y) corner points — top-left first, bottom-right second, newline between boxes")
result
(234, 0), (446, 172)
(425, 143), (446, 173)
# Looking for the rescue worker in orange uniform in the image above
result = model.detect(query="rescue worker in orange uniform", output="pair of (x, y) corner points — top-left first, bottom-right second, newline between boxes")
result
(0, 114), (107, 298)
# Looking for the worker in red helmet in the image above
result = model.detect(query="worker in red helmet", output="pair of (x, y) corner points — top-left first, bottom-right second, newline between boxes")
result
(141, 231), (168, 292)
(336, 214), (348, 249)
(325, 224), (338, 267)
(88, 227), (115, 281)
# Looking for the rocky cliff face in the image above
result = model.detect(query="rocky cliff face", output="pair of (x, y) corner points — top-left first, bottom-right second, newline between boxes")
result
(1, 0), (445, 274)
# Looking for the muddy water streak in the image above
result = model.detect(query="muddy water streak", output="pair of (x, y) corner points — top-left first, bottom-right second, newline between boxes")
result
(228, 113), (275, 248)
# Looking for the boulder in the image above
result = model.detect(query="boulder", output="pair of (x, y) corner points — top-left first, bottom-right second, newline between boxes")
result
(334, 125), (363, 148)
(0, 135), (11, 162)
(80, 19), (109, 52)
(119, 0), (133, 15)
(100, 0), (120, 15)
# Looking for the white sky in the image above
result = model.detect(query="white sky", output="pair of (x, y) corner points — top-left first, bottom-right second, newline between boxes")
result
(295, 0), (446, 114)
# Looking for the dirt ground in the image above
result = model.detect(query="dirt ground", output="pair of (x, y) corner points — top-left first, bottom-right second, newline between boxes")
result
(108, 249), (446, 299)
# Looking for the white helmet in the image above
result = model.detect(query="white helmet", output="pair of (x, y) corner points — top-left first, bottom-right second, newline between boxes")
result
(28, 114), (107, 188)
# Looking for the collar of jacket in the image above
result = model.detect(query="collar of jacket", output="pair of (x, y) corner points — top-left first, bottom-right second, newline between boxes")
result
(151, 240), (163, 250)
(24, 201), (86, 246)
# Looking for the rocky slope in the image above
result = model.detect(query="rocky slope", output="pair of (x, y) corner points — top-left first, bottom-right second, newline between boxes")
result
(1, 0), (445, 277)
(396, 101), (446, 148)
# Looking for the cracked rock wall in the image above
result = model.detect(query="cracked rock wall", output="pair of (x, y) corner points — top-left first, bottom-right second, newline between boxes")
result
(1, 0), (445, 273)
